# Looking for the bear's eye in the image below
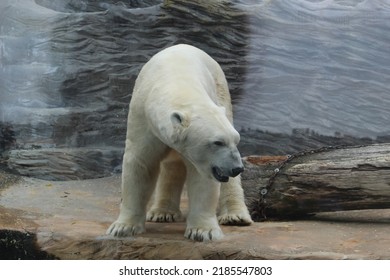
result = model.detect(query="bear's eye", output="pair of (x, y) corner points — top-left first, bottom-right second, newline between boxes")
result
(213, 141), (225, 146)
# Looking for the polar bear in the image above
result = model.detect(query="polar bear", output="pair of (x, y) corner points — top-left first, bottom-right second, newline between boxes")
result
(107, 44), (252, 241)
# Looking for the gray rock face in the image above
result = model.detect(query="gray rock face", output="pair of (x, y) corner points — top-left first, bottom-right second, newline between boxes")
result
(0, 0), (249, 179)
(1, 0), (389, 180)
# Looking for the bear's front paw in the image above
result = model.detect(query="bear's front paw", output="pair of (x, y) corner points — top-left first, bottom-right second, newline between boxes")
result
(218, 211), (253, 226)
(106, 221), (145, 237)
(147, 208), (182, 223)
(184, 226), (224, 242)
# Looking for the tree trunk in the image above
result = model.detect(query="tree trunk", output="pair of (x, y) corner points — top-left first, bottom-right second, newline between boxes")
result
(241, 143), (390, 221)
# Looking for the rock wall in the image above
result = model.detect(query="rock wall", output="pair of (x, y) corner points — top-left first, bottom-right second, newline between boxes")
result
(0, 0), (249, 179)
(1, 0), (389, 180)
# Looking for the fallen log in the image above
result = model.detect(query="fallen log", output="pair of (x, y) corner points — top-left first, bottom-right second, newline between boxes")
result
(241, 143), (390, 221)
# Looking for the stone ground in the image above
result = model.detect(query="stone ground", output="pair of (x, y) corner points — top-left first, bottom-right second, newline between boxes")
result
(0, 172), (389, 259)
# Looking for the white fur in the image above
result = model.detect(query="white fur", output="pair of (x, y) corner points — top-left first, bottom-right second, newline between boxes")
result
(107, 44), (252, 241)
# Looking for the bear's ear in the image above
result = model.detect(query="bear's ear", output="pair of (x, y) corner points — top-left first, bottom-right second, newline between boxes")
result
(171, 112), (188, 127)
(171, 112), (183, 125)
(169, 112), (189, 144)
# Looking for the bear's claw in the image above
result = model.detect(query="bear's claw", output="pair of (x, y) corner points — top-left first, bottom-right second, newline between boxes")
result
(106, 221), (145, 237)
(147, 209), (181, 223)
(218, 212), (253, 226)
(184, 227), (224, 242)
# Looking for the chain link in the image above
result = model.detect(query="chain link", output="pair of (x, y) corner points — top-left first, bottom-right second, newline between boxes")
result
(255, 144), (368, 220)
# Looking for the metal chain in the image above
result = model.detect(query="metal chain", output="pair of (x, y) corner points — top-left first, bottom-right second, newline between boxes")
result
(255, 144), (369, 220)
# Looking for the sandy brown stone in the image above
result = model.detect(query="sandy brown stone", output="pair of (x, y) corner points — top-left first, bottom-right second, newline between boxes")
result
(0, 173), (389, 259)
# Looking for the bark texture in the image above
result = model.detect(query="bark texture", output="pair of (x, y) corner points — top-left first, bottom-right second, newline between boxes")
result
(241, 144), (390, 220)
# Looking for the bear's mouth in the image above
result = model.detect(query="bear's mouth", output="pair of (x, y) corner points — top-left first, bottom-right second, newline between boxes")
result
(212, 167), (229, 183)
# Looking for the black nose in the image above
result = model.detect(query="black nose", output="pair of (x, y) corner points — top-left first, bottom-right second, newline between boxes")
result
(231, 167), (244, 177)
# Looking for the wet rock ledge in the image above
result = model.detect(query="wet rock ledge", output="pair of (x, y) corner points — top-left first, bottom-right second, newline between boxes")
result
(1, 171), (389, 260)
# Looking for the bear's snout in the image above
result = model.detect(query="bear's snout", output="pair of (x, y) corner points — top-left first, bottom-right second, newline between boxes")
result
(212, 166), (229, 182)
(231, 167), (244, 177)
(212, 165), (244, 182)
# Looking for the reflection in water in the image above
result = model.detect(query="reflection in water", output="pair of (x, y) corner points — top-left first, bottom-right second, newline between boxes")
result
(1, 0), (389, 179)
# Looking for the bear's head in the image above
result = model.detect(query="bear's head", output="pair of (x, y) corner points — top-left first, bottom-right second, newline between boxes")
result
(168, 106), (244, 182)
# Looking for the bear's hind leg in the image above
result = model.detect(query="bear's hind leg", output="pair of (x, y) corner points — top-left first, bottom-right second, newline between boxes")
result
(147, 151), (186, 222)
(218, 175), (253, 226)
